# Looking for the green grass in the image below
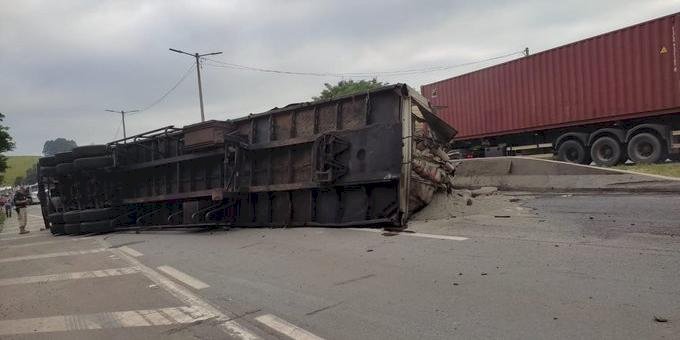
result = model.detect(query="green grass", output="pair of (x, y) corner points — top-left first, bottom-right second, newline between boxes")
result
(613, 163), (680, 178)
(1, 155), (40, 185)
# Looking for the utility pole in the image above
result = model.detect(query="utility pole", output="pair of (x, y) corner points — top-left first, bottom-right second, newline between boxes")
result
(169, 48), (222, 122)
(106, 109), (139, 140)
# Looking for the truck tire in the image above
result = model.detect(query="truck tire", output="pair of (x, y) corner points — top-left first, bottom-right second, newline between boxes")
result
(72, 144), (108, 158)
(54, 151), (75, 164)
(79, 208), (119, 222)
(39, 156), (58, 167)
(56, 163), (75, 176)
(627, 133), (663, 164)
(80, 219), (115, 234)
(590, 136), (622, 166)
(48, 212), (64, 224)
(40, 166), (57, 177)
(64, 223), (81, 235)
(557, 140), (590, 164)
(74, 156), (113, 170)
(51, 223), (65, 235)
(63, 210), (80, 224)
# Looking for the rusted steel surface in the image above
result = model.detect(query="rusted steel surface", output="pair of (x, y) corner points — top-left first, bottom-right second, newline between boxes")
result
(421, 13), (680, 141)
(38, 84), (455, 232)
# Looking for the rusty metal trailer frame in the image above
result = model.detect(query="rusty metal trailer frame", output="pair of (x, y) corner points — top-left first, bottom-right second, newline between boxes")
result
(38, 84), (454, 233)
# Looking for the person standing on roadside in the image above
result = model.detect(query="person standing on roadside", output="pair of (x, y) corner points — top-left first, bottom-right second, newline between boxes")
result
(5, 193), (13, 217)
(13, 187), (29, 234)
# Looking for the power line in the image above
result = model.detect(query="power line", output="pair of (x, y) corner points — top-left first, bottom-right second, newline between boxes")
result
(137, 62), (197, 112)
(203, 50), (524, 78)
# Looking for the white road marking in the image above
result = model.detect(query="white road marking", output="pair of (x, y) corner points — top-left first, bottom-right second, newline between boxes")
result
(119, 246), (143, 257)
(0, 248), (107, 263)
(0, 306), (215, 336)
(348, 228), (468, 241)
(157, 265), (210, 290)
(0, 237), (92, 249)
(0, 267), (140, 286)
(255, 314), (325, 340)
(98, 238), (260, 340)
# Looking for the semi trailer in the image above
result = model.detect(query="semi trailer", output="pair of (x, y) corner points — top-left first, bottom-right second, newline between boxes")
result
(421, 13), (680, 166)
(37, 84), (457, 235)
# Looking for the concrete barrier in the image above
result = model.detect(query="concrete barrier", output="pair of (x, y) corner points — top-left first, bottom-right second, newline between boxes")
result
(452, 157), (680, 192)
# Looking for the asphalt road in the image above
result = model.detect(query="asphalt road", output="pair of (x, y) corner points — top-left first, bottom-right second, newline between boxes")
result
(1, 193), (678, 339)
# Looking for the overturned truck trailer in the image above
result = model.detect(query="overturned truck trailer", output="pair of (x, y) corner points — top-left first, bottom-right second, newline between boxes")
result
(37, 84), (456, 235)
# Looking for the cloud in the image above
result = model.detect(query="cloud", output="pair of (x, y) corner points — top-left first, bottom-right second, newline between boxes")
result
(1, 0), (678, 154)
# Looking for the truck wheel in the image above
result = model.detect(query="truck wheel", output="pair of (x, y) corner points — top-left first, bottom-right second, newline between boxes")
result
(40, 166), (57, 178)
(64, 223), (81, 235)
(63, 210), (80, 224)
(72, 144), (108, 158)
(51, 223), (65, 235)
(557, 140), (590, 164)
(627, 133), (663, 164)
(48, 212), (64, 224)
(56, 163), (75, 176)
(54, 151), (75, 164)
(74, 156), (113, 170)
(80, 219), (115, 234)
(79, 207), (119, 222)
(590, 136), (622, 166)
(38, 156), (58, 167)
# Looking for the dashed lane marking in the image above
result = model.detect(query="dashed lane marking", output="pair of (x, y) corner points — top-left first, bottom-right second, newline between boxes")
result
(119, 246), (144, 257)
(99, 238), (260, 339)
(0, 248), (107, 263)
(348, 228), (468, 241)
(0, 267), (140, 286)
(0, 306), (216, 336)
(157, 265), (210, 290)
(255, 314), (325, 340)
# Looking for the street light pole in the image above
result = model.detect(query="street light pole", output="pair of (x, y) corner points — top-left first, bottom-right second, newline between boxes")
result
(169, 48), (222, 122)
(105, 109), (139, 140)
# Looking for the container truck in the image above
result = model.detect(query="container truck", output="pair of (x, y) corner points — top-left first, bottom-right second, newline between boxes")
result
(421, 13), (680, 166)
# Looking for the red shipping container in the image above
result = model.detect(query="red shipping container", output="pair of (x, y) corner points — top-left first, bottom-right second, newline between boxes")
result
(421, 13), (680, 141)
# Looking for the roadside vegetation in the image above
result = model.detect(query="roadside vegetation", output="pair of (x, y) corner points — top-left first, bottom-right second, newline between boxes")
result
(2, 155), (40, 185)
(613, 162), (680, 178)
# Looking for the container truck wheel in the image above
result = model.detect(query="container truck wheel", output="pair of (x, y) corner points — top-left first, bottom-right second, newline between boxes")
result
(64, 223), (81, 235)
(590, 136), (622, 166)
(80, 219), (115, 234)
(51, 223), (65, 235)
(627, 133), (663, 164)
(55, 163), (75, 176)
(74, 156), (113, 170)
(79, 207), (118, 222)
(72, 144), (108, 158)
(48, 212), (64, 224)
(62, 211), (80, 224)
(38, 156), (58, 167)
(557, 140), (590, 164)
(40, 166), (57, 178)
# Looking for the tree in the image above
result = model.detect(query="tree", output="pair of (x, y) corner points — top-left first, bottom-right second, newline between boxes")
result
(0, 113), (16, 184)
(13, 176), (23, 186)
(312, 78), (387, 101)
(42, 138), (77, 156)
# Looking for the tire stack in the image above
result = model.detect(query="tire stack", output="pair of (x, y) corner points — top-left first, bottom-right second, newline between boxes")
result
(41, 145), (120, 236)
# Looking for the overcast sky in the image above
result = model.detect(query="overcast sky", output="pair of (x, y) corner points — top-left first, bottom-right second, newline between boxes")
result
(1, 0), (679, 155)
